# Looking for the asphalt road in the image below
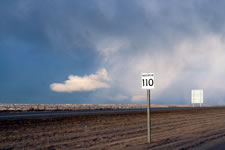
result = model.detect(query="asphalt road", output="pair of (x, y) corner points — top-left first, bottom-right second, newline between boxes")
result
(0, 107), (222, 120)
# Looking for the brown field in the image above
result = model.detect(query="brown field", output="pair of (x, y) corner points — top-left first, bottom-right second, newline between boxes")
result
(0, 107), (225, 150)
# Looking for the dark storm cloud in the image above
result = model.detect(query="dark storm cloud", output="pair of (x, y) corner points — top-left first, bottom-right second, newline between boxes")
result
(1, 0), (225, 52)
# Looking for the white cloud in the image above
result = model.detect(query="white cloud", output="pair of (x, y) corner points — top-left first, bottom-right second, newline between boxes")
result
(93, 33), (225, 104)
(50, 68), (111, 92)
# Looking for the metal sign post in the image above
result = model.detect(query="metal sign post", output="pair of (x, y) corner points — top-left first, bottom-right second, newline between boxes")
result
(142, 73), (154, 144)
(147, 89), (151, 143)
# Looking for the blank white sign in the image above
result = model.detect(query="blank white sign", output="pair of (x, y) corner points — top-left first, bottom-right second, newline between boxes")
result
(142, 73), (154, 89)
(192, 89), (203, 104)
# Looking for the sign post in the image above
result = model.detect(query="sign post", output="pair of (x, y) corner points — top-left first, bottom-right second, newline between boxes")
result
(147, 89), (151, 143)
(142, 73), (154, 144)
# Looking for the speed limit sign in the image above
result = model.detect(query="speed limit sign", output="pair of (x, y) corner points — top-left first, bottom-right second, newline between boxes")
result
(141, 73), (154, 89)
(141, 73), (154, 143)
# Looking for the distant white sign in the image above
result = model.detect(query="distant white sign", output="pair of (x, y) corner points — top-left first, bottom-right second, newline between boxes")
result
(142, 73), (154, 89)
(192, 89), (203, 104)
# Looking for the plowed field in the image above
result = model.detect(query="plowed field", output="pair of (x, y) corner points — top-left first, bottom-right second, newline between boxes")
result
(1, 107), (225, 150)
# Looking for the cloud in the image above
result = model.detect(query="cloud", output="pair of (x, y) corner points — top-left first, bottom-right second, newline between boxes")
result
(3, 1), (225, 104)
(131, 95), (145, 102)
(96, 37), (130, 61)
(50, 68), (111, 92)
(99, 33), (225, 104)
(87, 1), (225, 104)
(111, 95), (129, 101)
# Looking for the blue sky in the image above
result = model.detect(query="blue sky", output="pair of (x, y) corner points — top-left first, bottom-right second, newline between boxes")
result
(1, 0), (225, 104)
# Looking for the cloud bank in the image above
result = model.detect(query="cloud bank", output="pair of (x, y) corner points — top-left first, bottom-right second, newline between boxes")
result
(41, 1), (225, 104)
(50, 68), (111, 92)
(2, 1), (225, 104)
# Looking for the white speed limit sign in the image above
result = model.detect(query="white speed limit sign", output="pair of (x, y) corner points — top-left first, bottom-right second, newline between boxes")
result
(141, 73), (154, 89)
(141, 72), (154, 143)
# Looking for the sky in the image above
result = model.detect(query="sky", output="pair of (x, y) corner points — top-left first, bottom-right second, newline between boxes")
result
(1, 0), (225, 104)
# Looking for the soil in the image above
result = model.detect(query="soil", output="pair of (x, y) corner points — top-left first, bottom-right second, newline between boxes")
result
(0, 107), (225, 150)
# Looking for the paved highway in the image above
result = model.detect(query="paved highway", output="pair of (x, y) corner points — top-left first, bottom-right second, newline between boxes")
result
(0, 107), (222, 120)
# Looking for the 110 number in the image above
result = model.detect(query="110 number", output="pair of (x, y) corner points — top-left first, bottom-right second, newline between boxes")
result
(142, 79), (154, 87)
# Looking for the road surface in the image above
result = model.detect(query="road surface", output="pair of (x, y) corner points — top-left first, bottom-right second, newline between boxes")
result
(0, 106), (221, 120)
